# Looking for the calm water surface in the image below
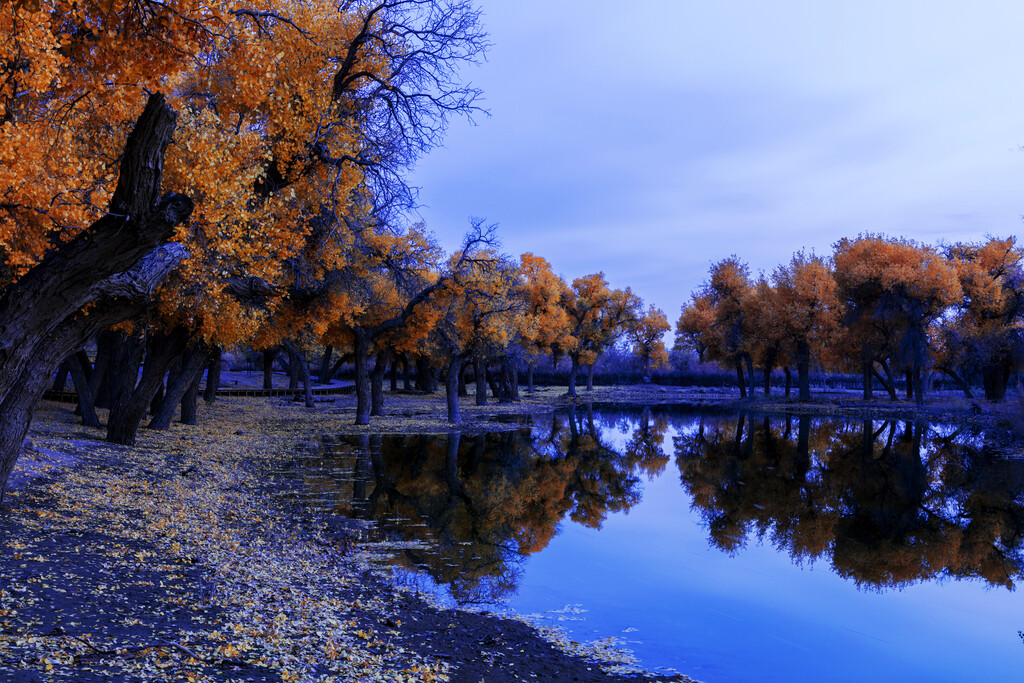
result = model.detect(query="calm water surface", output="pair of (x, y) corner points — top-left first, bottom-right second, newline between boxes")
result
(279, 406), (1024, 682)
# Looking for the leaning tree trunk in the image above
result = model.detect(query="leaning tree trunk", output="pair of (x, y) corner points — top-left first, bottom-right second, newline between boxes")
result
(52, 360), (71, 393)
(585, 363), (596, 392)
(149, 343), (210, 429)
(0, 94), (192, 498)
(107, 325), (192, 445)
(735, 362), (747, 398)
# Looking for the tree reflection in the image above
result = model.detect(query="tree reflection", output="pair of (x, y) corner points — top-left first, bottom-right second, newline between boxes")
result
(333, 405), (649, 604)
(675, 414), (1024, 589)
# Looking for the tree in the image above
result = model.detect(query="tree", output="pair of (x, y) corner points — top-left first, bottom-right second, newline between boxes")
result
(772, 252), (842, 401)
(674, 293), (716, 363)
(628, 304), (670, 380)
(561, 274), (640, 397)
(939, 237), (1024, 400)
(740, 278), (790, 396)
(690, 257), (756, 397)
(517, 253), (570, 392)
(833, 236), (961, 404)
(431, 229), (521, 422)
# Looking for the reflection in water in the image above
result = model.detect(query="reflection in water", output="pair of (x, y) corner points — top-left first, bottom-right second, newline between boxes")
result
(675, 414), (1024, 589)
(287, 407), (1024, 603)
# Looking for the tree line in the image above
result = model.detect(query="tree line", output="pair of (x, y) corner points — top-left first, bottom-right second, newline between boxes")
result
(675, 236), (1024, 403)
(0, 0), (670, 499)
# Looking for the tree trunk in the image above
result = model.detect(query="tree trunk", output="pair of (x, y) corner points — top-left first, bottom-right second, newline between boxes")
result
(506, 355), (520, 402)
(105, 331), (147, 443)
(912, 360), (924, 405)
(794, 339), (811, 401)
(318, 345), (334, 384)
(458, 363), (468, 397)
(203, 347), (222, 404)
(262, 349), (276, 389)
(878, 361), (898, 400)
(108, 326), (191, 445)
(744, 354), (755, 397)
(762, 365), (772, 396)
(370, 349), (391, 416)
(862, 360), (873, 400)
(287, 347), (301, 390)
(181, 377), (202, 426)
(281, 341), (314, 408)
(567, 356), (580, 398)
(939, 368), (974, 399)
(389, 355), (398, 392)
(784, 367), (792, 397)
(735, 362), (747, 398)
(52, 361), (71, 393)
(445, 357), (462, 423)
(402, 355), (412, 391)
(354, 331), (371, 425)
(474, 354), (487, 406)
(416, 356), (436, 393)
(487, 363), (502, 400)
(149, 343), (209, 429)
(586, 363), (596, 391)
(905, 368), (913, 401)
(68, 351), (101, 428)
(527, 364), (535, 393)
(91, 330), (116, 409)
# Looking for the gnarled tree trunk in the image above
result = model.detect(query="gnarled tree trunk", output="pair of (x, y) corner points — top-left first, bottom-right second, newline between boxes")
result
(107, 325), (191, 445)
(0, 94), (192, 498)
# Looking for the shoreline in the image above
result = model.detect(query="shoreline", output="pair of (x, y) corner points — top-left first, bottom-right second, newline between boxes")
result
(1, 392), (698, 682)
(2, 384), (1020, 682)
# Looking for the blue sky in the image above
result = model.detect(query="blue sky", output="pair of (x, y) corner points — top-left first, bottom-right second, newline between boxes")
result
(408, 1), (1024, 323)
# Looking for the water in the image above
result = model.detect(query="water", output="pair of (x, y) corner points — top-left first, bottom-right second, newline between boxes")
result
(277, 406), (1024, 682)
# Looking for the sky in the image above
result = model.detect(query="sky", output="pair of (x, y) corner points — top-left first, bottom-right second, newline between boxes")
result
(407, 0), (1024, 324)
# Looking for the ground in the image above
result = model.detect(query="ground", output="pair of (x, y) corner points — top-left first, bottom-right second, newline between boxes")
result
(1, 381), (1019, 682)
